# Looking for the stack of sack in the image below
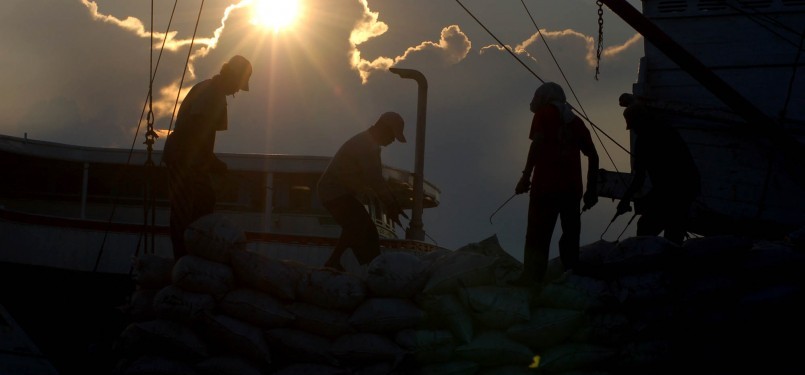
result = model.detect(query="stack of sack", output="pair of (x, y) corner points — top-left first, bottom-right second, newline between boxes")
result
(114, 213), (805, 374)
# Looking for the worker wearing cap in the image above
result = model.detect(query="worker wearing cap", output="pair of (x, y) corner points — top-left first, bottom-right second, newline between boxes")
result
(317, 112), (408, 272)
(162, 55), (252, 259)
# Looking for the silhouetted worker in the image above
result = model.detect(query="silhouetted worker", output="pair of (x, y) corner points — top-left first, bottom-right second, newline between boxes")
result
(616, 94), (700, 245)
(317, 112), (407, 272)
(162, 55), (253, 259)
(511, 82), (599, 285)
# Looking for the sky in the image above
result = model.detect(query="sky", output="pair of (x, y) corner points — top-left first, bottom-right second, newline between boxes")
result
(0, 0), (646, 261)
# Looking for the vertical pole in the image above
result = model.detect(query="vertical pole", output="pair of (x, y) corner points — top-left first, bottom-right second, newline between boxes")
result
(389, 68), (427, 241)
(265, 172), (274, 232)
(81, 162), (89, 219)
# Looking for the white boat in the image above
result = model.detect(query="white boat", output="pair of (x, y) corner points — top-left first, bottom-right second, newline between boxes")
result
(595, 0), (805, 238)
(0, 133), (443, 275)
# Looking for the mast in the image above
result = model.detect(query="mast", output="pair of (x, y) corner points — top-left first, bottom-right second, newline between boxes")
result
(599, 0), (805, 167)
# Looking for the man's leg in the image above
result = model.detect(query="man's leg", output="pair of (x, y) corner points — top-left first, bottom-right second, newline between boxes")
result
(558, 193), (581, 272)
(169, 209), (188, 259)
(167, 164), (192, 259)
(181, 171), (217, 257)
(518, 193), (559, 284)
(636, 214), (663, 237)
(323, 197), (350, 270)
(348, 204), (380, 266)
(662, 196), (691, 245)
(325, 239), (348, 271)
(190, 175), (216, 227)
(635, 192), (663, 237)
(323, 196), (380, 269)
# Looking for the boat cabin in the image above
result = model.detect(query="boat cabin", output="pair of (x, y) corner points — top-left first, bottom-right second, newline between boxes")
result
(0, 134), (442, 273)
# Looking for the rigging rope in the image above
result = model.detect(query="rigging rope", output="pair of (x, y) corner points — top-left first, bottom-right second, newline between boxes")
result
(168, 0), (207, 137)
(454, 0), (630, 167)
(724, 0), (804, 123)
(724, 0), (805, 51)
(94, 0), (184, 272)
(520, 0), (587, 119)
(143, 0), (158, 255)
(518, 0), (628, 177)
(779, 27), (805, 122)
(455, 0), (635, 232)
(453, 0), (545, 84)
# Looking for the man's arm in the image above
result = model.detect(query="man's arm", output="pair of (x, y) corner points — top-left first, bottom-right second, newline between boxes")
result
(359, 146), (405, 224)
(199, 117), (227, 173)
(516, 141), (538, 194)
(618, 158), (645, 215)
(582, 142), (600, 211)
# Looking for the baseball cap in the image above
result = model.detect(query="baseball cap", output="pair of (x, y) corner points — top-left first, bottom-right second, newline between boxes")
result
(377, 112), (406, 143)
(223, 55), (252, 91)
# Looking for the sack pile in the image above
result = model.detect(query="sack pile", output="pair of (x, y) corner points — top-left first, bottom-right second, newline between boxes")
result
(116, 214), (805, 374)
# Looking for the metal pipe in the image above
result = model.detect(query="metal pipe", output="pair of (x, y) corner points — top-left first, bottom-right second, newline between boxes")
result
(389, 67), (427, 241)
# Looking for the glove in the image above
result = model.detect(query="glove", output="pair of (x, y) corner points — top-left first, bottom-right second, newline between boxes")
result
(383, 199), (406, 227)
(582, 189), (598, 211)
(515, 175), (531, 194)
(389, 207), (405, 227)
(390, 215), (404, 228)
(616, 199), (632, 216)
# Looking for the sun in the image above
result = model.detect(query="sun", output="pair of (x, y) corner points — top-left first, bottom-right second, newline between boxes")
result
(251, 0), (301, 32)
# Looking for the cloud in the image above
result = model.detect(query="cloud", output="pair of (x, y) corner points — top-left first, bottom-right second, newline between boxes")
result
(479, 28), (642, 73)
(80, 0), (191, 52)
(349, 0), (389, 46)
(348, 3), (471, 84)
(603, 32), (642, 59)
(80, 0), (255, 124)
(348, 0), (394, 83)
(397, 25), (472, 66)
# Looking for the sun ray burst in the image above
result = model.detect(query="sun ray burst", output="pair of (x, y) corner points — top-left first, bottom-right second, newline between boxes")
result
(250, 0), (301, 32)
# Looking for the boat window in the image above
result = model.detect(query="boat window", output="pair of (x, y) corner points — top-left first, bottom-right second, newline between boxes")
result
(86, 163), (169, 206)
(736, 0), (772, 8)
(290, 186), (312, 210)
(698, 0), (727, 11)
(657, 0), (687, 13)
(781, 0), (805, 7)
(214, 171), (266, 213)
(0, 152), (82, 202)
(271, 173), (322, 214)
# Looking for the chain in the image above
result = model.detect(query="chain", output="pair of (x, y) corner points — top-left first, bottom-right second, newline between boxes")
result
(595, 0), (604, 80)
(143, 0), (158, 254)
